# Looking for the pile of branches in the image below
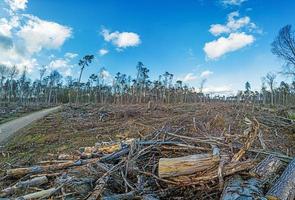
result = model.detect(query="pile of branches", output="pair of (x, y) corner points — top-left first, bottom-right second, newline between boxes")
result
(1, 117), (294, 199)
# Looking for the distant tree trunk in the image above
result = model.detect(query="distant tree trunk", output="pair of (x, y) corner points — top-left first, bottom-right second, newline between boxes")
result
(76, 67), (84, 105)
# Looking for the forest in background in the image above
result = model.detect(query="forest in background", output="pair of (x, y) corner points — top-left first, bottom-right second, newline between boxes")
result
(0, 25), (295, 106)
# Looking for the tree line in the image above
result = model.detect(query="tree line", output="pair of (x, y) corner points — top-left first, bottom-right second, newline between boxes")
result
(0, 25), (294, 106)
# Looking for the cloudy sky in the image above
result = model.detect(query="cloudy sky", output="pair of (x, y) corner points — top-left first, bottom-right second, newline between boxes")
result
(0, 0), (294, 94)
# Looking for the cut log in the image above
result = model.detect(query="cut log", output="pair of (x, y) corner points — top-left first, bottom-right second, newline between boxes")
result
(221, 156), (282, 200)
(250, 155), (282, 182)
(15, 187), (59, 200)
(266, 157), (295, 200)
(220, 175), (266, 200)
(0, 176), (48, 197)
(168, 160), (255, 185)
(158, 153), (220, 178)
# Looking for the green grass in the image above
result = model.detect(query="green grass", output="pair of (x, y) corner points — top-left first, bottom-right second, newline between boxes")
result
(289, 112), (295, 120)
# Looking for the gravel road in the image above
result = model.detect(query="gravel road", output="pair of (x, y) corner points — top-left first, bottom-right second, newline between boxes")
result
(0, 106), (61, 144)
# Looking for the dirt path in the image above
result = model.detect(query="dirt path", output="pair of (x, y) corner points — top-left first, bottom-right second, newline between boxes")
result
(0, 106), (62, 144)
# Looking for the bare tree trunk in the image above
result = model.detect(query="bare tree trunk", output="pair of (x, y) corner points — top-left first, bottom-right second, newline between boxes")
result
(76, 67), (84, 105)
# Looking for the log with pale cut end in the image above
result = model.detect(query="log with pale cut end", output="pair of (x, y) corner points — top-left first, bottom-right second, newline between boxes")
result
(58, 153), (80, 160)
(158, 153), (220, 178)
(250, 155), (282, 182)
(266, 157), (295, 200)
(79, 139), (135, 158)
(221, 156), (282, 200)
(0, 176), (48, 197)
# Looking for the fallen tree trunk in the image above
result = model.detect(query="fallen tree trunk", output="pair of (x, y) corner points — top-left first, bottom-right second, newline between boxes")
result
(0, 176), (48, 197)
(158, 153), (220, 178)
(15, 187), (59, 200)
(250, 155), (282, 182)
(6, 148), (129, 178)
(158, 146), (220, 178)
(221, 155), (282, 200)
(168, 160), (255, 185)
(6, 159), (88, 178)
(266, 157), (295, 200)
(221, 175), (265, 200)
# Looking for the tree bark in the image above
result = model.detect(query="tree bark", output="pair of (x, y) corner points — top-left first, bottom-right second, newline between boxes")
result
(221, 175), (266, 200)
(266, 157), (295, 200)
(221, 156), (282, 200)
(250, 155), (282, 182)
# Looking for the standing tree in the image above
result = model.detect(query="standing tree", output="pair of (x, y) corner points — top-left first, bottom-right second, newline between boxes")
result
(8, 66), (18, 102)
(264, 72), (276, 105)
(75, 55), (94, 104)
(271, 25), (295, 78)
(48, 70), (62, 104)
(199, 79), (207, 94)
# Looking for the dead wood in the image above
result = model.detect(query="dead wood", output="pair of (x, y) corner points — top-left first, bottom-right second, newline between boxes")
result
(266, 157), (295, 200)
(250, 155), (282, 182)
(221, 155), (282, 200)
(231, 118), (260, 162)
(167, 160), (255, 185)
(158, 153), (220, 178)
(15, 187), (60, 200)
(220, 175), (265, 200)
(0, 176), (48, 197)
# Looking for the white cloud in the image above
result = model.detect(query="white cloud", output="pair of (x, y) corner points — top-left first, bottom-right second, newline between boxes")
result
(221, 0), (247, 6)
(49, 54), (75, 76)
(101, 28), (141, 48)
(209, 11), (253, 36)
(65, 52), (78, 59)
(5, 0), (28, 11)
(99, 48), (109, 56)
(99, 68), (113, 85)
(17, 15), (72, 54)
(204, 32), (254, 59)
(203, 85), (233, 94)
(0, 46), (37, 72)
(182, 73), (198, 82)
(0, 16), (20, 37)
(0, 1), (73, 74)
(200, 70), (213, 78)
(209, 24), (230, 37)
(100, 69), (111, 79)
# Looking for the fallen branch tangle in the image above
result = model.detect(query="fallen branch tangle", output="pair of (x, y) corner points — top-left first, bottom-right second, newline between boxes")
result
(0, 117), (294, 199)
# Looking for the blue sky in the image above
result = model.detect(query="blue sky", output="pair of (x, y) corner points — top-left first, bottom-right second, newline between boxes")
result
(0, 0), (294, 94)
